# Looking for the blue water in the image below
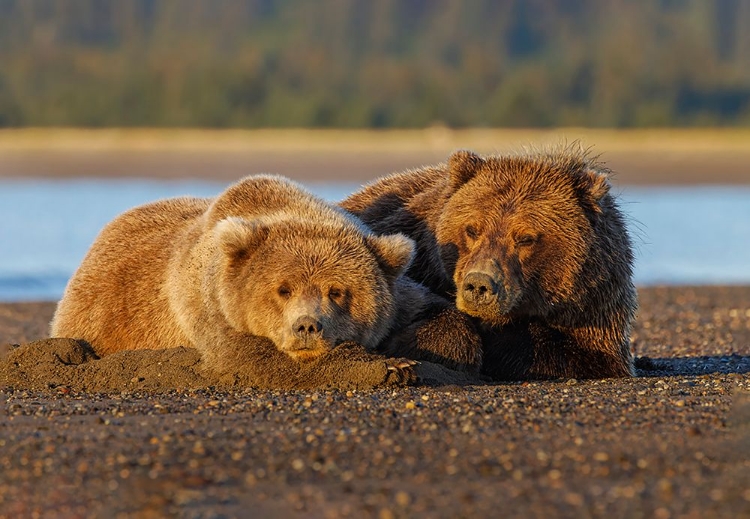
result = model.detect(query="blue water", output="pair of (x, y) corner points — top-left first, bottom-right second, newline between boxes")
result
(1, 180), (749, 301)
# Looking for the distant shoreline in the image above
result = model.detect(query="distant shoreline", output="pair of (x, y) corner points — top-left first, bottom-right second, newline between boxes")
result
(1, 128), (749, 185)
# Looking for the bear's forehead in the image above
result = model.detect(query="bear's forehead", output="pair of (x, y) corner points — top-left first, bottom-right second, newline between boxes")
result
(456, 171), (580, 211)
(444, 169), (588, 233)
(481, 158), (581, 192)
(275, 234), (364, 252)
(262, 234), (377, 267)
(267, 220), (366, 242)
(259, 253), (383, 293)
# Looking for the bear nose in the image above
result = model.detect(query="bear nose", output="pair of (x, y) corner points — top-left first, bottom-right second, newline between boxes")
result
(293, 316), (323, 337)
(462, 272), (498, 305)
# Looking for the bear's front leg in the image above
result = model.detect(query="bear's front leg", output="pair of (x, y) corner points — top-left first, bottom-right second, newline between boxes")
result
(480, 321), (634, 380)
(197, 332), (418, 390)
(314, 342), (419, 388)
(383, 280), (484, 373)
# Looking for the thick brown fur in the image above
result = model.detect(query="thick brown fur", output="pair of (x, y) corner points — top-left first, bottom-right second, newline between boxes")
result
(341, 145), (638, 380)
(51, 175), (483, 386)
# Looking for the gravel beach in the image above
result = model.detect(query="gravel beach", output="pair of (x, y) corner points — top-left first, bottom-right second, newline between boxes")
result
(1, 286), (748, 518)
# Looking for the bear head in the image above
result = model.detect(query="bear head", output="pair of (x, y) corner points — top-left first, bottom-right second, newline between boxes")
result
(435, 148), (623, 326)
(213, 215), (414, 361)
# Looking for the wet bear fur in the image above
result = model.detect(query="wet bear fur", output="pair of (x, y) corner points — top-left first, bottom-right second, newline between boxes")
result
(342, 146), (637, 380)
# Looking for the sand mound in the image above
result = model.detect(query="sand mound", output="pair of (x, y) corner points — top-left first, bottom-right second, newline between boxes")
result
(0, 338), (480, 393)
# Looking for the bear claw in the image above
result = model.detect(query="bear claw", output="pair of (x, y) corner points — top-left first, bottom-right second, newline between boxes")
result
(387, 359), (419, 371)
(384, 358), (419, 386)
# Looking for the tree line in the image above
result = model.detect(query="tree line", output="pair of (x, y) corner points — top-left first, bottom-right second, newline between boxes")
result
(0, 0), (748, 128)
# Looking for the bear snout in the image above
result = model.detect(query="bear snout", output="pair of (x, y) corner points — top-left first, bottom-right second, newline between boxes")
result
(293, 315), (323, 338)
(284, 314), (330, 361)
(461, 271), (500, 306)
(458, 269), (522, 323)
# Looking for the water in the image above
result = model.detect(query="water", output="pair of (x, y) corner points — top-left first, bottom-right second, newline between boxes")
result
(1, 180), (749, 301)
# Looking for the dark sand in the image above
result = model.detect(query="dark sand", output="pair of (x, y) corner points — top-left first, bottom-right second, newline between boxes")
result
(1, 286), (749, 518)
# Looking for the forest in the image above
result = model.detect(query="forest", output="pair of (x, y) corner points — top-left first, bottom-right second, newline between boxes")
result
(0, 0), (749, 128)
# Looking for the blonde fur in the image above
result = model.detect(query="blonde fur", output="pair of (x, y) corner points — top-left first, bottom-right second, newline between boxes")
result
(51, 175), (417, 372)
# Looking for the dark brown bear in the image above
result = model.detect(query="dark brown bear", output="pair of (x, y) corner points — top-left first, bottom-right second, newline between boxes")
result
(341, 146), (637, 380)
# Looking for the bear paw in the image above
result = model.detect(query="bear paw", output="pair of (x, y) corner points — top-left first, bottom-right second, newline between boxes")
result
(384, 358), (419, 386)
(316, 343), (419, 388)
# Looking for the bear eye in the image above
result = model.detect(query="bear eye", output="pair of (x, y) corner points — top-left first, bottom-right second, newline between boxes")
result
(516, 234), (538, 247)
(465, 225), (479, 240)
(277, 284), (292, 299)
(328, 287), (344, 301)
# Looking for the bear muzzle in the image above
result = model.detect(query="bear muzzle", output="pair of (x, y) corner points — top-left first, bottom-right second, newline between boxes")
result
(282, 314), (334, 361)
(461, 272), (498, 306)
(293, 315), (323, 338)
(458, 270), (521, 319)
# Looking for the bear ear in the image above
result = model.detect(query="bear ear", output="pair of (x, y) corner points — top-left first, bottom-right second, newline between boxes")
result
(448, 150), (484, 190)
(215, 217), (270, 260)
(579, 169), (611, 213)
(366, 233), (416, 281)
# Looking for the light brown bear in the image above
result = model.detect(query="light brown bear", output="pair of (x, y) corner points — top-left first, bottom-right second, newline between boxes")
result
(51, 175), (482, 388)
(341, 146), (638, 380)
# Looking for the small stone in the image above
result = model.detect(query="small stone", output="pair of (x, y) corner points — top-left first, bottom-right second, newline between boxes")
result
(378, 509), (395, 519)
(593, 452), (609, 462)
(395, 491), (411, 507)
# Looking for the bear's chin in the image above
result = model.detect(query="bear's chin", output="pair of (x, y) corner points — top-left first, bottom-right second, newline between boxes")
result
(281, 340), (335, 362)
(287, 350), (328, 362)
(456, 297), (517, 327)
